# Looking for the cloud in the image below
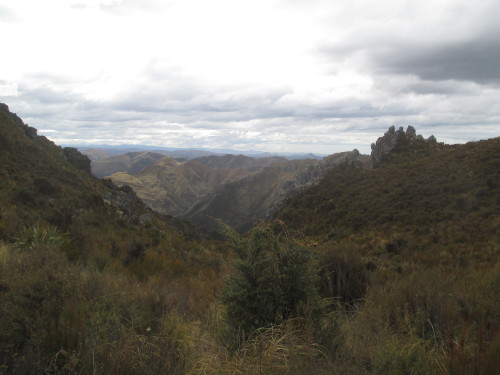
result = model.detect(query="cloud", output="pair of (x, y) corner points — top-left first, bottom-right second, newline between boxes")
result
(0, 4), (19, 22)
(1, 0), (498, 155)
(98, 0), (171, 15)
(370, 38), (500, 85)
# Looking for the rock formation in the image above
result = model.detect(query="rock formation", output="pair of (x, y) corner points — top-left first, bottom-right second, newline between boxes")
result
(371, 125), (435, 167)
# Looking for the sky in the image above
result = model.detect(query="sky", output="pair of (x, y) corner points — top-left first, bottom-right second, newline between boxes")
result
(1, 0), (499, 154)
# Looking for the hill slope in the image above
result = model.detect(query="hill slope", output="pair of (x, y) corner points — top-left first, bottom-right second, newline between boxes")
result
(270, 130), (500, 373)
(90, 151), (167, 178)
(185, 150), (368, 232)
(0, 103), (228, 373)
(108, 157), (248, 216)
(276, 134), (500, 245)
(0, 103), (202, 253)
(191, 154), (288, 171)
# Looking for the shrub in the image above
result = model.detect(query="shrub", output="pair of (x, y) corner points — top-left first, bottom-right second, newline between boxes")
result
(220, 222), (321, 340)
(318, 245), (369, 307)
(14, 225), (68, 251)
(0, 238), (82, 372)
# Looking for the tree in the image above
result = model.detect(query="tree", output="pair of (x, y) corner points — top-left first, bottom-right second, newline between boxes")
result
(220, 221), (320, 339)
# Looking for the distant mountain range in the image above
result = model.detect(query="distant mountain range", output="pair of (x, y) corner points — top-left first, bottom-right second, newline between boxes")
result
(101, 149), (369, 232)
(76, 144), (326, 161)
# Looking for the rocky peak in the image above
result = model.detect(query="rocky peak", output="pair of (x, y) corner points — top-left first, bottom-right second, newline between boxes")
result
(371, 125), (435, 167)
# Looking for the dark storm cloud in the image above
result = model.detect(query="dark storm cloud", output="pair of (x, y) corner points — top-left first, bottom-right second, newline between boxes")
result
(371, 37), (500, 85)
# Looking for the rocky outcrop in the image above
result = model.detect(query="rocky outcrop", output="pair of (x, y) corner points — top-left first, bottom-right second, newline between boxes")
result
(102, 183), (144, 220)
(371, 126), (435, 167)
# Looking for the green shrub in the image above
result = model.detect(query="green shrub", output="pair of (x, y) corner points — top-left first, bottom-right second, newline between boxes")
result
(14, 225), (68, 251)
(220, 222), (322, 340)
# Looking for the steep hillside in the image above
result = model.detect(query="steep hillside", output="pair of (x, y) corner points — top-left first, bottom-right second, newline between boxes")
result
(0, 103), (229, 373)
(185, 150), (367, 232)
(277, 131), (500, 244)
(108, 157), (248, 216)
(0, 103), (203, 252)
(91, 151), (167, 178)
(192, 154), (287, 171)
(269, 129), (500, 373)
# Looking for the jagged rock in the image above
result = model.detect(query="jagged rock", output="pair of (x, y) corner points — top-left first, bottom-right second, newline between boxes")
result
(406, 125), (416, 138)
(371, 125), (435, 167)
(102, 185), (142, 219)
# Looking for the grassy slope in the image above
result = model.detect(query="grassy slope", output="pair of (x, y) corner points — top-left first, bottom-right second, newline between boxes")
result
(273, 137), (500, 373)
(278, 138), (499, 246)
(109, 157), (248, 217)
(2, 101), (498, 374)
(91, 151), (166, 178)
(0, 104), (229, 373)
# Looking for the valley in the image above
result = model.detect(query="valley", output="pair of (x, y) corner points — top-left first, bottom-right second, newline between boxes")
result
(0, 103), (498, 374)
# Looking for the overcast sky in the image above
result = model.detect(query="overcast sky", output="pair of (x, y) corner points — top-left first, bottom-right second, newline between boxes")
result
(1, 0), (499, 154)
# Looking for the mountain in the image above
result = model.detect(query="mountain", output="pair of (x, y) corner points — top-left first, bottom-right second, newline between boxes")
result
(90, 151), (168, 178)
(79, 148), (112, 160)
(79, 146), (220, 162)
(267, 127), (500, 374)
(184, 150), (369, 232)
(275, 126), (500, 241)
(1, 104), (498, 374)
(0, 103), (202, 250)
(107, 156), (249, 217)
(104, 148), (369, 233)
(78, 144), (326, 161)
(0, 103), (229, 373)
(191, 154), (288, 171)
